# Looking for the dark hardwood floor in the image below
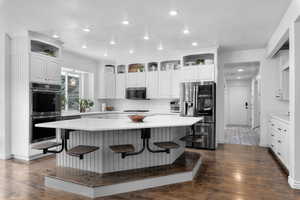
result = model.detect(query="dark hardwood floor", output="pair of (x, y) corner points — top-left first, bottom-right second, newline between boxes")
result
(1, 144), (300, 200)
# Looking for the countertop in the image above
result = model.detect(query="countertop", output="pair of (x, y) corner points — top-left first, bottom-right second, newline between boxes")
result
(36, 115), (202, 131)
(270, 113), (290, 124)
(61, 110), (179, 117)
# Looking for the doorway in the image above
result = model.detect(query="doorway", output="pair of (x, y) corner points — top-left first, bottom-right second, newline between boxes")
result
(223, 62), (260, 146)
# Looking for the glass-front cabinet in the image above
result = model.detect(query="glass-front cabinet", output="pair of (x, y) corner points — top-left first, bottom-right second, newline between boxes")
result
(127, 63), (146, 87)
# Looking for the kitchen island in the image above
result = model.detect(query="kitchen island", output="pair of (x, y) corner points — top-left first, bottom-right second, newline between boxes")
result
(36, 114), (202, 198)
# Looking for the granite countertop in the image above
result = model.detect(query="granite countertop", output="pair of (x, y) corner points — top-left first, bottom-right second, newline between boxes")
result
(270, 113), (290, 124)
(36, 115), (202, 131)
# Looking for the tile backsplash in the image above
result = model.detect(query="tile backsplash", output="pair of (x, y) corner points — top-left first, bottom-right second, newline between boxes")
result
(98, 99), (177, 112)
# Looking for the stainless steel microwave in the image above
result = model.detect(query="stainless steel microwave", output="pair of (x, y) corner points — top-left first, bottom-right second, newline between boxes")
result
(126, 87), (147, 100)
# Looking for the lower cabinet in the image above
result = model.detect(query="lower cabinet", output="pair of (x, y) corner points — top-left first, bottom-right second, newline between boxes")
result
(269, 117), (289, 170)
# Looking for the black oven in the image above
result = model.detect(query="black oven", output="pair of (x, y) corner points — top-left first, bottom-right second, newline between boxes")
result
(31, 115), (61, 143)
(31, 83), (61, 116)
(126, 87), (147, 100)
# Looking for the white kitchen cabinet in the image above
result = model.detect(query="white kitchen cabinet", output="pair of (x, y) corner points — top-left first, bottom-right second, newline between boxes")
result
(171, 70), (182, 98)
(268, 116), (289, 170)
(105, 72), (116, 99)
(127, 72), (146, 87)
(146, 71), (159, 98)
(115, 73), (126, 99)
(276, 50), (289, 101)
(158, 71), (172, 98)
(30, 53), (61, 85)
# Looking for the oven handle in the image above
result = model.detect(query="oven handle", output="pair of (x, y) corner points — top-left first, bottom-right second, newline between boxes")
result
(31, 89), (61, 93)
(32, 115), (61, 119)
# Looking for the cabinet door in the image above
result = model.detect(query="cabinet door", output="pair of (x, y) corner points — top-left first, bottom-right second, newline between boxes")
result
(105, 73), (116, 98)
(45, 60), (61, 85)
(196, 65), (214, 81)
(158, 71), (172, 98)
(281, 124), (289, 168)
(181, 67), (194, 82)
(136, 72), (146, 87)
(127, 73), (136, 87)
(115, 74), (126, 99)
(31, 55), (46, 83)
(171, 70), (182, 98)
(146, 71), (159, 98)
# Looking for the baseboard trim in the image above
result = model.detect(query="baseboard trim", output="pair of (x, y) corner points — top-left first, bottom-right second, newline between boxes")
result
(288, 176), (300, 189)
(12, 153), (52, 162)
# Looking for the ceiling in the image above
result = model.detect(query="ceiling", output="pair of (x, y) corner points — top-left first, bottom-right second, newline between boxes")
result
(0, 0), (291, 60)
(224, 62), (260, 80)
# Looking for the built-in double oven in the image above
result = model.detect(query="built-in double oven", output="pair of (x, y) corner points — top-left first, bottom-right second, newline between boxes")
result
(30, 83), (61, 143)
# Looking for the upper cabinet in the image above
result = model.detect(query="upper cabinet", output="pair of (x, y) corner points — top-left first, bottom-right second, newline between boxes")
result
(276, 50), (289, 101)
(104, 65), (116, 99)
(127, 63), (146, 87)
(115, 65), (126, 99)
(30, 40), (62, 85)
(146, 62), (159, 99)
(182, 53), (215, 82)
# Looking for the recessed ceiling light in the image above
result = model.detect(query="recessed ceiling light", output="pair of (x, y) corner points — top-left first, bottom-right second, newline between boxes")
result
(183, 29), (190, 35)
(143, 35), (150, 40)
(110, 40), (116, 45)
(169, 10), (178, 16)
(192, 42), (198, 46)
(129, 49), (134, 54)
(157, 44), (163, 51)
(122, 20), (130, 25)
(82, 44), (87, 49)
(52, 34), (59, 38)
(237, 77), (241, 79)
(82, 27), (91, 32)
(237, 68), (244, 72)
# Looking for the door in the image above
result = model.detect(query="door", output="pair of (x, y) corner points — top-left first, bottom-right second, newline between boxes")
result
(228, 85), (250, 125)
(31, 54), (46, 83)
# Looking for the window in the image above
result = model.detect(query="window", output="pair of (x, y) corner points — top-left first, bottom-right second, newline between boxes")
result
(61, 68), (82, 111)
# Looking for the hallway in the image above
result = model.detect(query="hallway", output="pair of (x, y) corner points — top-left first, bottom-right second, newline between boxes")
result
(224, 126), (260, 146)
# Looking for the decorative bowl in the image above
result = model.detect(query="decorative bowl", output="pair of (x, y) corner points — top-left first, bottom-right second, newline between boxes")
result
(128, 115), (146, 123)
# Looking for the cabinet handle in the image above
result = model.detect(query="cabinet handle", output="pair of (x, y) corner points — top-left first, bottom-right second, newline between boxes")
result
(271, 134), (274, 137)
(271, 144), (274, 148)
(284, 130), (287, 132)
(278, 140), (281, 144)
(278, 128), (282, 131)
(272, 124), (275, 126)
(277, 152), (281, 156)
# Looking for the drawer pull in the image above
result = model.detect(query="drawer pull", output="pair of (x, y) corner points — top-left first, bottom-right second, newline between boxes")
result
(278, 128), (282, 131)
(271, 134), (274, 137)
(271, 144), (274, 148)
(272, 124), (275, 126)
(278, 140), (281, 144)
(284, 130), (287, 132)
(277, 152), (281, 156)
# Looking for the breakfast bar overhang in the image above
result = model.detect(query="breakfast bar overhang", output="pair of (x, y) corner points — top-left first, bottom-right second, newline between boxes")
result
(35, 115), (203, 198)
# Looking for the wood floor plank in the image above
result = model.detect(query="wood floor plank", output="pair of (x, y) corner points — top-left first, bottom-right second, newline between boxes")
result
(0, 144), (300, 200)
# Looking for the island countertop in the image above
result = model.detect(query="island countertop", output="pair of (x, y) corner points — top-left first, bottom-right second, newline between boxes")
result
(36, 115), (202, 131)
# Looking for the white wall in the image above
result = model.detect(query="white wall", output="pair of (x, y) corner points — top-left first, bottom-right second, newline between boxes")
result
(219, 49), (289, 146)
(0, 33), (11, 159)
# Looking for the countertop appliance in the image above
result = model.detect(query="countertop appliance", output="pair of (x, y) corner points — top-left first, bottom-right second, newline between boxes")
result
(170, 100), (180, 113)
(126, 87), (147, 100)
(30, 83), (61, 143)
(180, 81), (216, 150)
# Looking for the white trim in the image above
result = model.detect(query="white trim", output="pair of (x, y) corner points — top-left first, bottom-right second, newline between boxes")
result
(45, 157), (202, 198)
(288, 176), (300, 189)
(12, 153), (52, 161)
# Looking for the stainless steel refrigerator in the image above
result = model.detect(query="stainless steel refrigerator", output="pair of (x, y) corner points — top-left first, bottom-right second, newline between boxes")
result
(180, 81), (216, 150)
